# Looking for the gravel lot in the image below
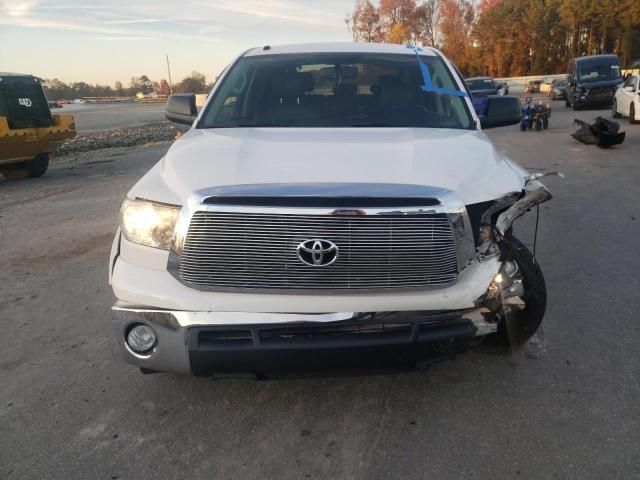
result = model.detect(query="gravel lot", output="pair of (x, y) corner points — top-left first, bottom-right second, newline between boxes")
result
(1, 100), (639, 479)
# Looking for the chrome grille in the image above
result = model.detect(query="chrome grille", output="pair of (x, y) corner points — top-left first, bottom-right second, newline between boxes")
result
(178, 211), (459, 291)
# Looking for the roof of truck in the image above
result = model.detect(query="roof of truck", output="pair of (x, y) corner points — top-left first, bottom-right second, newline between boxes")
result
(0, 72), (35, 77)
(575, 54), (619, 62)
(244, 42), (439, 57)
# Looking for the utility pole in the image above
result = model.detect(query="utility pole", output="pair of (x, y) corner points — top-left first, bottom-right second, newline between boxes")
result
(165, 54), (173, 94)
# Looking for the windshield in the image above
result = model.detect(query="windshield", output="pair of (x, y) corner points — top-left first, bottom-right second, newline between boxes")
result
(466, 78), (495, 90)
(577, 58), (621, 83)
(199, 53), (474, 129)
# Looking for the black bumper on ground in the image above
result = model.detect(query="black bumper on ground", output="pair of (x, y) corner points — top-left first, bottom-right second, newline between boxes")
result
(187, 313), (477, 377)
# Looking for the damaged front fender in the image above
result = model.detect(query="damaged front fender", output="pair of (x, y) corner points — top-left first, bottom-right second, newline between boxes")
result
(496, 178), (551, 236)
(475, 173), (562, 259)
(495, 172), (563, 235)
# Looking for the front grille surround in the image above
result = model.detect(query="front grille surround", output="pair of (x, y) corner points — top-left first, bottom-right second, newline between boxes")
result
(167, 184), (476, 294)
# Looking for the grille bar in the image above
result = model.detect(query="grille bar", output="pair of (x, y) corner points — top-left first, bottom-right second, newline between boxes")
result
(178, 211), (459, 292)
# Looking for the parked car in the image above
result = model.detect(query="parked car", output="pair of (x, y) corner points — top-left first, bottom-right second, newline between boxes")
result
(565, 54), (623, 110)
(465, 76), (507, 96)
(524, 80), (542, 93)
(612, 74), (639, 123)
(549, 79), (568, 100)
(539, 77), (555, 95)
(624, 59), (640, 76)
(110, 42), (551, 377)
(47, 100), (62, 109)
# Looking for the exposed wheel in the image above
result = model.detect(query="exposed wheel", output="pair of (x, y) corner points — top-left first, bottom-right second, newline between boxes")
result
(612, 99), (621, 118)
(542, 118), (549, 129)
(27, 153), (49, 178)
(631, 104), (639, 124)
(572, 102), (581, 111)
(476, 236), (547, 351)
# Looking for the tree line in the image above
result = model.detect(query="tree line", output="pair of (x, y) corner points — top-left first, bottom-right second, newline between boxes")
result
(346, 0), (640, 77)
(42, 71), (213, 100)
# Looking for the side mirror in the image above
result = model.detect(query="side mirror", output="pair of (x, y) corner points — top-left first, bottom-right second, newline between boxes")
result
(479, 95), (521, 129)
(165, 94), (197, 125)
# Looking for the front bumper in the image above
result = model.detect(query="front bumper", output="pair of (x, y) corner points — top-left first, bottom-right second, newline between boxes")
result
(113, 306), (494, 376)
(573, 91), (615, 107)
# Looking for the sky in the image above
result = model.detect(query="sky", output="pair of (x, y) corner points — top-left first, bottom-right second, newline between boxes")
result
(0, 0), (354, 85)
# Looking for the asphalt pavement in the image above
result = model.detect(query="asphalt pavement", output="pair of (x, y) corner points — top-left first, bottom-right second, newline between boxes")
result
(1, 98), (639, 479)
(60, 102), (167, 132)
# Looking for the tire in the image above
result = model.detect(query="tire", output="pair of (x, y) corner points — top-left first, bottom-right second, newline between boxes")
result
(0, 153), (49, 181)
(477, 236), (547, 350)
(612, 99), (621, 118)
(27, 153), (49, 178)
(631, 104), (639, 124)
(572, 101), (581, 111)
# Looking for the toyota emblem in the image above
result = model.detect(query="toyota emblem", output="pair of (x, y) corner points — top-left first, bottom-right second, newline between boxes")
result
(296, 239), (339, 267)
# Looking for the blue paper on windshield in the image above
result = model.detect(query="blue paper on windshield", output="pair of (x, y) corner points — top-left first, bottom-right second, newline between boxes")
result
(406, 45), (468, 97)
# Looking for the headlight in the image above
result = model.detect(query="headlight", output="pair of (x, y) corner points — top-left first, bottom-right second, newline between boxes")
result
(120, 198), (181, 249)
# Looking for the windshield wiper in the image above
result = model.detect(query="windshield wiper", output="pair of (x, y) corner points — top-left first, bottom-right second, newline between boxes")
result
(202, 123), (289, 128)
(350, 122), (409, 127)
(235, 123), (289, 127)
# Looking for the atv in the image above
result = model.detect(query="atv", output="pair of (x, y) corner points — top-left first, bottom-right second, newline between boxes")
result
(520, 96), (551, 131)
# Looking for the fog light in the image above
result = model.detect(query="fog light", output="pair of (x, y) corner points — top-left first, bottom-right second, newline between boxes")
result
(126, 324), (156, 354)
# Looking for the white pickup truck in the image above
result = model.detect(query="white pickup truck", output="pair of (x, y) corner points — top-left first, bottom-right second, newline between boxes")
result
(109, 42), (551, 377)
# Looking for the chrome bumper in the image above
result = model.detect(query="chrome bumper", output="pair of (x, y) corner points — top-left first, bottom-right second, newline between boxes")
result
(112, 305), (496, 375)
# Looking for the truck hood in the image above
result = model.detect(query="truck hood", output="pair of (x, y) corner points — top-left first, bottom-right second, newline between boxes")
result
(133, 127), (527, 206)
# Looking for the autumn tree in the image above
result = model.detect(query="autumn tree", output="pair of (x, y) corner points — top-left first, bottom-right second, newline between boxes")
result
(175, 71), (208, 93)
(347, 0), (640, 76)
(438, 0), (474, 71)
(130, 75), (153, 94)
(346, 0), (382, 41)
(414, 0), (440, 46)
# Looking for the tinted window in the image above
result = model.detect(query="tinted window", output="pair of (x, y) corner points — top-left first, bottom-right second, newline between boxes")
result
(200, 53), (473, 130)
(0, 77), (52, 129)
(466, 78), (495, 90)
(577, 57), (621, 83)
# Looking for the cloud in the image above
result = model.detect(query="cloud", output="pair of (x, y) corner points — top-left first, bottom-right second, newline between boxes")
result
(93, 36), (156, 40)
(104, 18), (167, 25)
(198, 0), (345, 28)
(2, 0), (38, 17)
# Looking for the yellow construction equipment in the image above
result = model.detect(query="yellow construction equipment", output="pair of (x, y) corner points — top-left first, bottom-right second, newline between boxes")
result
(0, 73), (76, 180)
